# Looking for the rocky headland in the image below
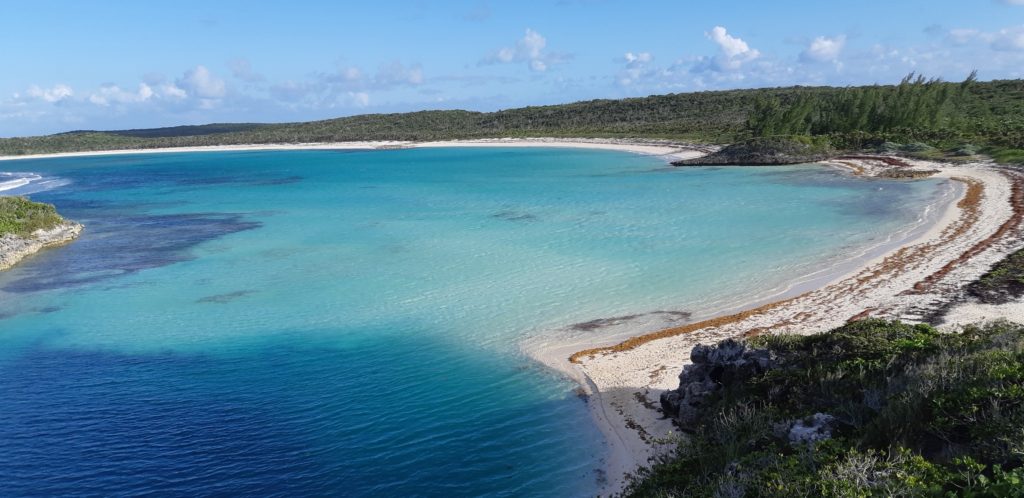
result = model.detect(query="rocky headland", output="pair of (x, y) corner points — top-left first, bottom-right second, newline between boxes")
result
(671, 136), (835, 166)
(0, 220), (82, 271)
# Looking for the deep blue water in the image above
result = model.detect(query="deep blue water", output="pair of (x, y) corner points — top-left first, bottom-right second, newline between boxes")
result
(0, 148), (948, 496)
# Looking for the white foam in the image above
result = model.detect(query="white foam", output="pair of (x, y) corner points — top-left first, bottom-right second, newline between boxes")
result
(0, 172), (70, 196)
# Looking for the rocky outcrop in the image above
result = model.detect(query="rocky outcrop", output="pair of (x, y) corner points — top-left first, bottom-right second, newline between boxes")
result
(659, 339), (777, 430)
(0, 221), (83, 271)
(777, 413), (837, 447)
(672, 137), (834, 166)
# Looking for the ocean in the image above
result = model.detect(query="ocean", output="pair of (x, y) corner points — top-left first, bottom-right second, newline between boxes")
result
(0, 148), (949, 496)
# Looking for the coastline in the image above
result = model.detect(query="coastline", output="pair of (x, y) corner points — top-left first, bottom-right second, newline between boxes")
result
(550, 157), (1024, 495)
(0, 137), (709, 163)
(6, 140), (1020, 495)
(0, 221), (83, 271)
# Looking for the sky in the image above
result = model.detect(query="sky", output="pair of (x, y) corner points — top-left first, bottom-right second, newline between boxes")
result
(2, 0), (1023, 137)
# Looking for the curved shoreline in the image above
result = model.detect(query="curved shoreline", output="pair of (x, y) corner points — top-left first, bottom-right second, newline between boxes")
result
(553, 158), (1024, 495)
(7, 142), (1017, 495)
(0, 138), (710, 164)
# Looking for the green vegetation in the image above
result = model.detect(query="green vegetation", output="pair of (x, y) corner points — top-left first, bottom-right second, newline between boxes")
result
(0, 196), (65, 237)
(967, 248), (1024, 304)
(748, 74), (965, 140)
(674, 135), (835, 166)
(985, 147), (1024, 166)
(625, 320), (1024, 497)
(732, 73), (1024, 165)
(1, 75), (1021, 163)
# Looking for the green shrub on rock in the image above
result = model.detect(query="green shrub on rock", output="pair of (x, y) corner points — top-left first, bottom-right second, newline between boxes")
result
(626, 320), (1024, 497)
(0, 196), (65, 237)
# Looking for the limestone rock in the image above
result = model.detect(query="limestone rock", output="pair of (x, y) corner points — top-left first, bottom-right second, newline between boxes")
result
(0, 221), (83, 271)
(659, 339), (777, 430)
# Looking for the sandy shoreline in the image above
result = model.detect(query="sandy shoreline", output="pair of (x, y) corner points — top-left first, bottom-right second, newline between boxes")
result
(0, 138), (708, 163)
(536, 156), (1024, 495)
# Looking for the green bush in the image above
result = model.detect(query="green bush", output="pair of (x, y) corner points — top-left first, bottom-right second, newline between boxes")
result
(986, 147), (1024, 165)
(951, 144), (980, 156)
(624, 320), (1024, 497)
(0, 196), (65, 237)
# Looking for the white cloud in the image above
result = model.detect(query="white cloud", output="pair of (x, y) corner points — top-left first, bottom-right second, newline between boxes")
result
(616, 52), (657, 87)
(481, 28), (566, 72)
(268, 60), (425, 111)
(349, 91), (370, 107)
(696, 26), (761, 72)
(948, 28), (982, 44)
(624, 52), (653, 64)
(159, 83), (188, 100)
(317, 62), (422, 92)
(340, 66), (363, 82)
(520, 28), (546, 60)
(269, 80), (311, 102)
(496, 47), (515, 63)
(707, 26), (755, 60)
(944, 24), (1024, 51)
(177, 65), (226, 99)
(800, 35), (846, 63)
(89, 83), (154, 106)
(87, 81), (187, 106)
(1001, 0), (1024, 5)
(992, 26), (1024, 51)
(375, 61), (424, 87)
(228, 58), (265, 83)
(25, 84), (74, 103)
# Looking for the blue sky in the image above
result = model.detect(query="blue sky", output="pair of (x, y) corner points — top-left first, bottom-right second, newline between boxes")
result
(2, 0), (1023, 136)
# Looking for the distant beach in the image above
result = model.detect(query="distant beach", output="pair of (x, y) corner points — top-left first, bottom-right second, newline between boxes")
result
(0, 137), (708, 163)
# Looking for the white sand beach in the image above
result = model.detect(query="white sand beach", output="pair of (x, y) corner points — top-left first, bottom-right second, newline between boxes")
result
(541, 156), (1024, 495)
(0, 138), (709, 163)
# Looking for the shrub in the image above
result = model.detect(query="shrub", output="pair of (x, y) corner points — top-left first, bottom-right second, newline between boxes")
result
(0, 196), (65, 237)
(624, 320), (1024, 497)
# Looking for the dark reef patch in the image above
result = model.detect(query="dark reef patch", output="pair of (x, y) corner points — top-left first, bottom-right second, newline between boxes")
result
(570, 310), (691, 331)
(251, 175), (303, 186)
(197, 290), (255, 304)
(492, 210), (538, 222)
(2, 212), (261, 293)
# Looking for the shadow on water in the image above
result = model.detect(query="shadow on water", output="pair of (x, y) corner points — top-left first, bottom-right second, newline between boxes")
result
(196, 290), (256, 304)
(0, 346), (327, 496)
(0, 329), (602, 496)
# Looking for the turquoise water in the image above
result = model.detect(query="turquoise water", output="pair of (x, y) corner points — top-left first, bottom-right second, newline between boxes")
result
(0, 148), (947, 496)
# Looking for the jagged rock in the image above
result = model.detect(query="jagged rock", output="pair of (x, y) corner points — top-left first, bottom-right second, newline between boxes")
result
(659, 339), (777, 429)
(785, 413), (836, 446)
(672, 137), (834, 166)
(0, 221), (83, 271)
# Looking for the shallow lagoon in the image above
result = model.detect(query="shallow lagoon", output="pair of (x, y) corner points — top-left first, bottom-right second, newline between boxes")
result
(0, 148), (947, 495)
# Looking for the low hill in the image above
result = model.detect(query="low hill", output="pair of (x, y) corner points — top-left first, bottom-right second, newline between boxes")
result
(1, 75), (1021, 161)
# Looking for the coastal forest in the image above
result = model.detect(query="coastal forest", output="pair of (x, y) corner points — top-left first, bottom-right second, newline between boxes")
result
(1, 75), (1022, 164)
